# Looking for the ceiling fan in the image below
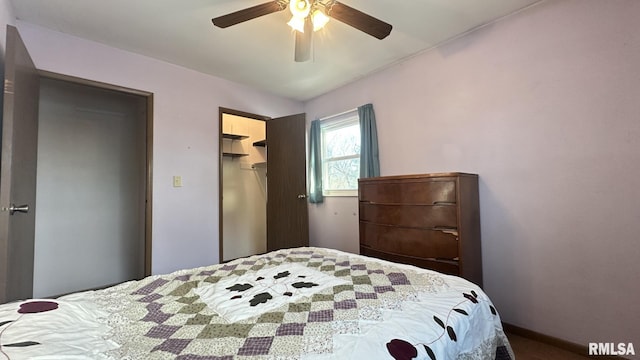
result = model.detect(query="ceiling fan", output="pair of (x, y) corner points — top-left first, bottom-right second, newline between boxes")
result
(211, 0), (392, 62)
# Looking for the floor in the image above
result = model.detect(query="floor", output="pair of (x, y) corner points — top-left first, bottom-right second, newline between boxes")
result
(506, 332), (590, 359)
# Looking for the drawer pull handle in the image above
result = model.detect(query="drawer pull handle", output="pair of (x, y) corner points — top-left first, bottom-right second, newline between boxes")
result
(433, 201), (456, 205)
(433, 227), (458, 236)
(433, 226), (457, 231)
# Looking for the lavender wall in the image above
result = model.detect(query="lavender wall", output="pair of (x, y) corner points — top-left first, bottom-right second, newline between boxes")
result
(0, 0), (14, 55)
(305, 0), (640, 350)
(14, 21), (303, 275)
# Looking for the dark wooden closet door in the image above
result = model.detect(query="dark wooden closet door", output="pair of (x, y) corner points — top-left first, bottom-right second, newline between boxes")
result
(266, 113), (309, 251)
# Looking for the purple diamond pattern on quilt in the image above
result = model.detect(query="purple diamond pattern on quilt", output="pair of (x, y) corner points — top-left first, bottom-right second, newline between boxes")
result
(139, 293), (162, 303)
(374, 285), (395, 294)
(152, 338), (193, 355)
(174, 274), (192, 281)
(237, 337), (274, 356)
(124, 247), (430, 358)
(356, 292), (378, 300)
(132, 278), (169, 295)
(334, 299), (357, 310)
(388, 272), (411, 285)
(276, 322), (306, 336)
(146, 324), (181, 339)
(177, 355), (233, 360)
(308, 309), (334, 322)
(142, 302), (171, 324)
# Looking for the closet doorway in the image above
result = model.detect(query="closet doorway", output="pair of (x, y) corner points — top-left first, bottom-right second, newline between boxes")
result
(1, 27), (151, 302)
(218, 108), (309, 263)
(220, 109), (268, 262)
(33, 74), (152, 298)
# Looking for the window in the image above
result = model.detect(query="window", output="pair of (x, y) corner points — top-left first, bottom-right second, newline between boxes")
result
(320, 110), (360, 196)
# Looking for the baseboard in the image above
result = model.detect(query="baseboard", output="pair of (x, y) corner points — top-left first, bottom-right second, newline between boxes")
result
(502, 323), (626, 360)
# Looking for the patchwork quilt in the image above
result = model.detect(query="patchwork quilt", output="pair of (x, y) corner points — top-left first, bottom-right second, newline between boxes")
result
(0, 247), (513, 359)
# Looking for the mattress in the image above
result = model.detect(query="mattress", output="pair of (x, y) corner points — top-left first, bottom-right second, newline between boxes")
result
(0, 247), (513, 359)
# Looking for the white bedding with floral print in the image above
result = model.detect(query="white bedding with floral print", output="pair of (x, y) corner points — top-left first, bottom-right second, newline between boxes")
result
(0, 247), (513, 360)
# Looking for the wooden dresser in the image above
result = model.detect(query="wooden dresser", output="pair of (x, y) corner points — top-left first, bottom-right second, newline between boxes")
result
(358, 173), (482, 287)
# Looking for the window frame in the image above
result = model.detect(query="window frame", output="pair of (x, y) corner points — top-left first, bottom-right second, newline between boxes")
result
(319, 110), (360, 197)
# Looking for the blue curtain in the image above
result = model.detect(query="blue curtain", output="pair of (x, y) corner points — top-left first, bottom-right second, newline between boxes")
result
(308, 119), (324, 203)
(359, 103), (380, 178)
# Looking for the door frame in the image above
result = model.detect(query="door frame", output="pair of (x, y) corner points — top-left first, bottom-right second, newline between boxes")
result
(218, 107), (269, 263)
(39, 70), (154, 277)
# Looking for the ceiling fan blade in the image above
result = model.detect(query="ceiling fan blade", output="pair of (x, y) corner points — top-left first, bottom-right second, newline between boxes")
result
(326, 1), (392, 40)
(212, 1), (287, 28)
(294, 17), (313, 62)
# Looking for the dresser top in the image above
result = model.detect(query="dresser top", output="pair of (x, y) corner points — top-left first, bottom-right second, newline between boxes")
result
(359, 172), (478, 182)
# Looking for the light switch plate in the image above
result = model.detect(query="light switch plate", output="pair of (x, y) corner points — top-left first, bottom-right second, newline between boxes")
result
(173, 175), (183, 187)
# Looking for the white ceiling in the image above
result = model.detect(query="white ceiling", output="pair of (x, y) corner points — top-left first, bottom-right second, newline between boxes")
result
(10, 0), (542, 101)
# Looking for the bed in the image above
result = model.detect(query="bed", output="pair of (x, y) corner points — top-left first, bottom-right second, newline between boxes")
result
(0, 247), (513, 359)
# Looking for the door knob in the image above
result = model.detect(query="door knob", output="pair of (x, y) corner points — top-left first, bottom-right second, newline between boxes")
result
(9, 204), (29, 215)
(297, 194), (307, 199)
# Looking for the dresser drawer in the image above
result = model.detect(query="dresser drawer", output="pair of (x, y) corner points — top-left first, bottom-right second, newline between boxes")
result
(359, 222), (458, 259)
(360, 247), (460, 276)
(359, 179), (456, 205)
(359, 203), (457, 229)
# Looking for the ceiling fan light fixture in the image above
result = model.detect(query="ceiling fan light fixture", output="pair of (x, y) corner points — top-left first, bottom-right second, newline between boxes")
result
(311, 9), (330, 31)
(287, 16), (306, 33)
(289, 0), (311, 19)
(212, 1), (393, 62)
